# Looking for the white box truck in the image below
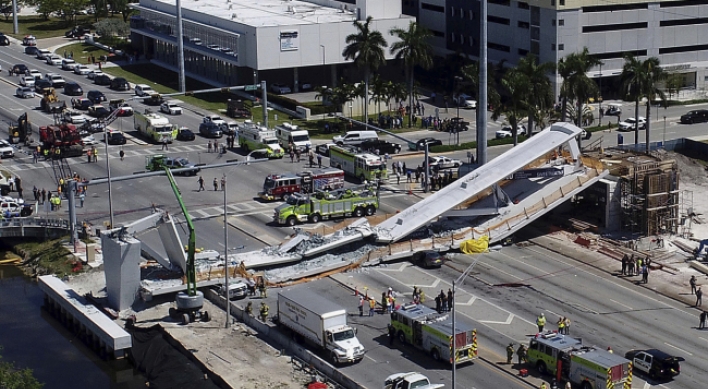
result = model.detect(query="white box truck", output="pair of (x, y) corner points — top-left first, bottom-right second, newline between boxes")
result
(276, 289), (365, 364)
(275, 122), (311, 151)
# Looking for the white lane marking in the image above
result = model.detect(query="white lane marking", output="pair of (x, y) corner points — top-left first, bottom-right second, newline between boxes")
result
(477, 257), (524, 280)
(479, 313), (515, 325)
(699, 337), (708, 342)
(609, 299), (634, 311)
(192, 209), (210, 217)
(663, 342), (693, 356)
(643, 383), (650, 389)
(364, 354), (377, 363)
(377, 263), (411, 273)
(524, 246), (697, 318)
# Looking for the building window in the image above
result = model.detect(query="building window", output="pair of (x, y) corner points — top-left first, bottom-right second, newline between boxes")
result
(518, 2), (530, 9)
(583, 3), (647, 12)
(593, 49), (647, 60)
(518, 21), (530, 29)
(660, 18), (708, 27)
(451, 7), (455, 17)
(431, 29), (445, 38)
(552, 19), (556, 26)
(451, 33), (455, 43)
(659, 43), (708, 54)
(551, 0), (555, 5)
(560, 0), (565, 5)
(551, 43), (556, 51)
(518, 48), (529, 56)
(421, 3), (445, 12)
(558, 44), (564, 50)
(489, 41), (511, 52)
(469, 10), (475, 19)
(531, 40), (540, 55)
(460, 35), (465, 45)
(488, 15), (510, 25)
(469, 37), (475, 47)
(559, 19), (564, 26)
(489, 0), (510, 5)
(582, 22), (647, 33)
(661, 0), (704, 8)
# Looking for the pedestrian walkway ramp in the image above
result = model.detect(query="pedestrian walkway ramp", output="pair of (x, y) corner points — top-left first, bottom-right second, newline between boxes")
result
(374, 122), (609, 244)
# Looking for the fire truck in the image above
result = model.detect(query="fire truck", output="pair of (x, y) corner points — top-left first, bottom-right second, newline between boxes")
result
(39, 123), (84, 157)
(527, 332), (632, 389)
(259, 168), (344, 201)
(390, 303), (478, 365)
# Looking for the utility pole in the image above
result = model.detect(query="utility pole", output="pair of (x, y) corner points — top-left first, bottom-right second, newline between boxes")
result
(477, 0), (488, 166)
(223, 173), (230, 328)
(452, 257), (480, 389)
(12, 0), (18, 34)
(175, 0), (186, 92)
(261, 81), (268, 128)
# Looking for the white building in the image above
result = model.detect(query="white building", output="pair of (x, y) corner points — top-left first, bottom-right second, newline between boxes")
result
(130, 0), (414, 90)
(406, 0), (708, 99)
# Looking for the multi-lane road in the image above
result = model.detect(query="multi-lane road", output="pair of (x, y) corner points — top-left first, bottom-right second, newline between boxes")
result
(2, 39), (707, 389)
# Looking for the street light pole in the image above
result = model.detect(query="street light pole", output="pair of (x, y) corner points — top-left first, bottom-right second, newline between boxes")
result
(598, 63), (603, 119)
(104, 127), (114, 229)
(223, 173), (230, 328)
(424, 141), (430, 193)
(452, 257), (481, 389)
(663, 116), (666, 145)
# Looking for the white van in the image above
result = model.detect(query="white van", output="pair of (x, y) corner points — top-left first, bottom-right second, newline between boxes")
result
(332, 130), (378, 146)
(275, 123), (311, 151)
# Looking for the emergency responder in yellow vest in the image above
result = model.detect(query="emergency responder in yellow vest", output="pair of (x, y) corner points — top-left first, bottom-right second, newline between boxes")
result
(537, 313), (546, 332)
(557, 317), (565, 333)
(506, 343), (514, 364)
(517, 344), (527, 364)
(259, 302), (269, 322)
(539, 382), (548, 389)
(563, 317), (571, 335)
(245, 301), (253, 316)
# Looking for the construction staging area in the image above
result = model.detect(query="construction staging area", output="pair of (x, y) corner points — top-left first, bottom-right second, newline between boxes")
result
(42, 121), (708, 389)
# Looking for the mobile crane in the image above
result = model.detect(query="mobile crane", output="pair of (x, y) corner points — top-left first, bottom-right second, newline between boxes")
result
(164, 167), (210, 325)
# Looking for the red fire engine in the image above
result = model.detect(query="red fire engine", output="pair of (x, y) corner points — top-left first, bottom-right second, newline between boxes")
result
(259, 168), (345, 201)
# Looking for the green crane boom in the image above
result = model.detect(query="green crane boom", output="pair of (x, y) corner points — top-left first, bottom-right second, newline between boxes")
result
(164, 167), (197, 296)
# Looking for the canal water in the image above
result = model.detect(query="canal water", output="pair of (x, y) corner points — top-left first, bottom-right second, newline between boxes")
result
(0, 264), (147, 389)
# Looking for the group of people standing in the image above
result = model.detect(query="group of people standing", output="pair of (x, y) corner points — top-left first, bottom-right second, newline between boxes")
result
(434, 289), (454, 313)
(621, 253), (650, 283)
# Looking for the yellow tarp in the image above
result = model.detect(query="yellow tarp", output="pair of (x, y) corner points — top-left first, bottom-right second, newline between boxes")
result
(460, 236), (490, 254)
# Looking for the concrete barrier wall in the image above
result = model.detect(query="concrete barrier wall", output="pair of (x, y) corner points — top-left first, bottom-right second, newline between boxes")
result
(203, 289), (366, 389)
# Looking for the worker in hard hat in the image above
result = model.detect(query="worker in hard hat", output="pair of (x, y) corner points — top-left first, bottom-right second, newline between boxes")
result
(506, 343), (514, 364)
(245, 301), (253, 316)
(537, 313), (546, 333)
(259, 301), (269, 322)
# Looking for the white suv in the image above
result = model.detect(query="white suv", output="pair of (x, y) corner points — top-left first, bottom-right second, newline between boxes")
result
(203, 114), (226, 126)
(618, 117), (646, 132)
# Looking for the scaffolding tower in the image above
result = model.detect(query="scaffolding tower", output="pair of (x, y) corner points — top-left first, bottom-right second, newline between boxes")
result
(618, 156), (680, 237)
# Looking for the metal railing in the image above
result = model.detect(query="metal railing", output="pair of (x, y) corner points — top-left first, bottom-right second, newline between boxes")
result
(0, 217), (70, 230)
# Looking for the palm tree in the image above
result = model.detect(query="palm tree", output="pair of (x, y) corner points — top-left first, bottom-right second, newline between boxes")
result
(370, 76), (388, 116)
(343, 16), (388, 122)
(390, 22), (433, 127)
(621, 55), (665, 152)
(559, 48), (602, 126)
(492, 69), (530, 146)
(516, 54), (555, 136)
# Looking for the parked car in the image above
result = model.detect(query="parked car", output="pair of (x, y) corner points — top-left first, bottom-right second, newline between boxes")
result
(63, 110), (87, 124)
(680, 109), (708, 124)
(444, 117), (469, 132)
(220, 122), (239, 136)
(73, 64), (90, 75)
(109, 100), (134, 117)
(34, 79), (52, 93)
(12, 64), (28, 75)
(270, 83), (291, 94)
(455, 93), (477, 109)
(87, 90), (107, 103)
(81, 135), (99, 145)
(87, 70), (104, 80)
(300, 82), (313, 91)
(65, 26), (90, 38)
(105, 130), (127, 145)
(198, 122), (223, 138)
(15, 87), (35, 99)
(22, 35), (37, 46)
(93, 74), (112, 86)
(409, 137), (443, 151)
(316, 143), (335, 157)
(161, 157), (200, 175)
(24, 46), (39, 55)
(27, 69), (42, 79)
(160, 101), (183, 115)
(411, 250), (444, 268)
(72, 98), (93, 110)
(495, 124), (525, 139)
(45, 73), (66, 88)
(20, 76), (35, 87)
(0, 140), (15, 159)
(203, 114), (226, 127)
(88, 105), (110, 118)
(110, 77), (130, 91)
(61, 58), (77, 71)
(618, 117), (646, 131)
(0, 33), (7, 46)
(134, 84), (154, 96)
(35, 49), (51, 60)
(46, 55), (63, 66)
(63, 82), (83, 96)
(176, 127), (195, 141)
(604, 103), (622, 116)
(359, 139), (402, 155)
(424, 156), (462, 170)
(625, 349), (684, 379)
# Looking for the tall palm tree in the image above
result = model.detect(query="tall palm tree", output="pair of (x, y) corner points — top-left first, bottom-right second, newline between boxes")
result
(370, 75), (388, 116)
(492, 69), (530, 146)
(343, 16), (388, 122)
(621, 54), (666, 152)
(516, 54), (555, 136)
(390, 22), (433, 127)
(567, 48), (602, 127)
